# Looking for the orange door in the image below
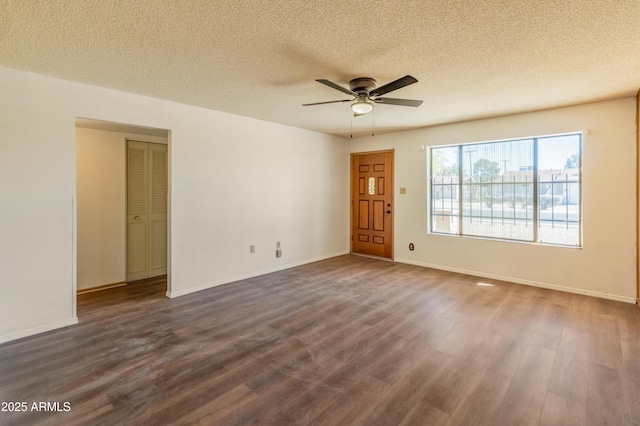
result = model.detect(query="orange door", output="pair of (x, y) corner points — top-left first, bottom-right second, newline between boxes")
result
(351, 151), (393, 259)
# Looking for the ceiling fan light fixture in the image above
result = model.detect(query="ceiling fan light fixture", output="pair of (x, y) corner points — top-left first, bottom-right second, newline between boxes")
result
(351, 100), (373, 115)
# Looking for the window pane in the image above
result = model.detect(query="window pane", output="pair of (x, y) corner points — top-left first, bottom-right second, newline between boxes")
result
(537, 134), (581, 246)
(429, 133), (581, 247)
(461, 139), (534, 241)
(430, 146), (459, 234)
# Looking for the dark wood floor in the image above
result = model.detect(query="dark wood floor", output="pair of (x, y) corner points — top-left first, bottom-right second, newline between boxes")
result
(1, 255), (640, 425)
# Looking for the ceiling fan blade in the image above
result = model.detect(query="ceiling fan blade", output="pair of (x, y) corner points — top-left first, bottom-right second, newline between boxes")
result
(316, 79), (355, 95)
(302, 99), (352, 106)
(370, 75), (418, 97)
(373, 97), (423, 107)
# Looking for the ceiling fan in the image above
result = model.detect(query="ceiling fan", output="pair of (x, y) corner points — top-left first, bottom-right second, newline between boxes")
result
(303, 75), (423, 116)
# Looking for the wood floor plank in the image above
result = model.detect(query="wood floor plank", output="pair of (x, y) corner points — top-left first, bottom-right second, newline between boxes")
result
(586, 363), (625, 426)
(548, 326), (590, 404)
(621, 376), (640, 425)
(589, 330), (624, 371)
(444, 367), (512, 426)
(175, 383), (258, 424)
(350, 347), (453, 425)
(1, 255), (639, 425)
(400, 402), (450, 426)
(495, 344), (557, 425)
(539, 392), (586, 426)
(418, 355), (481, 416)
(529, 303), (567, 351)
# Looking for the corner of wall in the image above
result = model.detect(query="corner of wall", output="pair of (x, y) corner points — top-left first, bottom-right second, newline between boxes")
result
(636, 88), (639, 306)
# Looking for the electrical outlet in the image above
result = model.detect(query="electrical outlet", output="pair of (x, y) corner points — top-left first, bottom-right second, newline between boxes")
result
(276, 241), (281, 249)
(250, 245), (255, 253)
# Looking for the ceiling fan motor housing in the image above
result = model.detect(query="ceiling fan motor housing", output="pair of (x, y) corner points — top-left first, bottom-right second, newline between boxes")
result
(349, 77), (377, 95)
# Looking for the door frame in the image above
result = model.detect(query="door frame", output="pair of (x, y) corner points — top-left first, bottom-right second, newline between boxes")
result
(350, 149), (394, 260)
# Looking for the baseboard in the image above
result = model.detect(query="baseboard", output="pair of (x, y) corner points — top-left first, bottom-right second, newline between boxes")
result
(166, 251), (350, 299)
(0, 317), (79, 345)
(77, 281), (126, 295)
(395, 258), (636, 304)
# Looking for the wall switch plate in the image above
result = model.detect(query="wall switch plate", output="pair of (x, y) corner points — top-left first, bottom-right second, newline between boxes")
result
(399, 187), (406, 194)
(276, 249), (282, 258)
(250, 245), (255, 253)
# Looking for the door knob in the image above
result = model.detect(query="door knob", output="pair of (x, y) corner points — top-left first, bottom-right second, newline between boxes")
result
(134, 216), (141, 221)
(386, 210), (391, 214)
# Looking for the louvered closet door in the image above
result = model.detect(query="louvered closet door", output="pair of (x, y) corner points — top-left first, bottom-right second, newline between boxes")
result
(148, 143), (168, 277)
(127, 141), (167, 281)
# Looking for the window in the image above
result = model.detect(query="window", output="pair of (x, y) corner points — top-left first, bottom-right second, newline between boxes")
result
(429, 133), (581, 246)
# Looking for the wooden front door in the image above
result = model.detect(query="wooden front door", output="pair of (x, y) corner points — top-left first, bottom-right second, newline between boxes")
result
(351, 150), (393, 259)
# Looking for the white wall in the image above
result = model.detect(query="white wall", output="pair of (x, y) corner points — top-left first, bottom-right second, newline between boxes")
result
(349, 98), (637, 302)
(75, 127), (168, 290)
(0, 66), (349, 343)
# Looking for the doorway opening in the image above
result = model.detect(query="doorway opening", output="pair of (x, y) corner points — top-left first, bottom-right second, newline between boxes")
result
(75, 118), (171, 314)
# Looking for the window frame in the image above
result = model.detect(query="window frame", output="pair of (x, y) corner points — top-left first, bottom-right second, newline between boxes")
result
(428, 132), (583, 247)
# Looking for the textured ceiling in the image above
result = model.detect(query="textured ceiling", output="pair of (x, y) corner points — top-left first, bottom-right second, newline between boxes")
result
(2, 1), (640, 137)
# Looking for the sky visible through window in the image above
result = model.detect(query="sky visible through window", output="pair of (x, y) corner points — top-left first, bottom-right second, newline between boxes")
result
(433, 134), (580, 173)
(538, 135), (580, 170)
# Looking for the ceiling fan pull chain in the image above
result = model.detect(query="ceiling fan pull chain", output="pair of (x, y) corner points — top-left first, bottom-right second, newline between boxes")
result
(371, 107), (375, 137)
(350, 114), (353, 138)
